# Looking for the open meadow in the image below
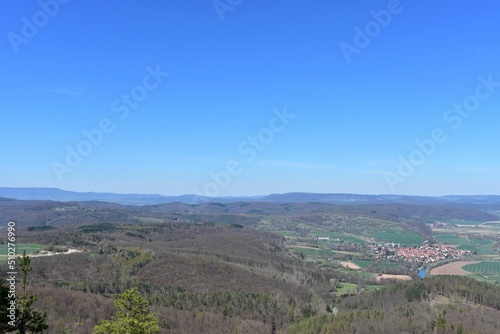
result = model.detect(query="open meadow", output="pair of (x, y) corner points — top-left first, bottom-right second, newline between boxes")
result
(0, 243), (46, 259)
(373, 230), (424, 246)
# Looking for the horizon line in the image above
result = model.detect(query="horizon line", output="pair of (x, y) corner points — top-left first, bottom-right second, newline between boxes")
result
(1, 186), (499, 198)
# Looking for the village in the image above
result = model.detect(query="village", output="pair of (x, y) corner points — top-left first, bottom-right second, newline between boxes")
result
(371, 243), (472, 264)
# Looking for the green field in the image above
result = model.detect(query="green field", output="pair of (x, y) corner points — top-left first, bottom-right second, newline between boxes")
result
(462, 262), (500, 275)
(335, 283), (357, 296)
(466, 274), (492, 282)
(470, 239), (496, 255)
(352, 260), (373, 268)
(374, 230), (423, 246)
(377, 262), (400, 270)
(448, 219), (484, 225)
(309, 231), (367, 244)
(435, 234), (474, 248)
(0, 243), (46, 257)
(473, 239), (494, 245)
(340, 269), (377, 279)
(467, 273), (500, 284)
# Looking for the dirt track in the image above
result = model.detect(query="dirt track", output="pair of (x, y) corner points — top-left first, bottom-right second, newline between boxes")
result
(30, 248), (82, 257)
(430, 261), (479, 276)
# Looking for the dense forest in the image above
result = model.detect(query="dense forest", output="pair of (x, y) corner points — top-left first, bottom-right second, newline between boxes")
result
(1, 197), (496, 228)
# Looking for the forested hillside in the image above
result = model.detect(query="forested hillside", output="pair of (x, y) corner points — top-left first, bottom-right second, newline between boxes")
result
(289, 276), (500, 333)
(1, 198), (496, 228)
(11, 223), (334, 333)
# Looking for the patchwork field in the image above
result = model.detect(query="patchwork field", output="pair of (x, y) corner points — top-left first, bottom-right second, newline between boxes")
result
(430, 261), (479, 276)
(434, 234), (498, 254)
(430, 260), (500, 284)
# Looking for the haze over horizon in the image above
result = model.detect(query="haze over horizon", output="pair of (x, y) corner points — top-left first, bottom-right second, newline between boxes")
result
(2, 187), (500, 200)
(2, 0), (500, 197)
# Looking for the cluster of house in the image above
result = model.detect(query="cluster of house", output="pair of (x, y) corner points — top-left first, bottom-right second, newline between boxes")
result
(370, 243), (471, 264)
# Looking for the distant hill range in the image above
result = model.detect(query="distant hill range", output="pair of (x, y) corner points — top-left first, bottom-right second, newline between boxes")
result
(1, 187), (500, 206)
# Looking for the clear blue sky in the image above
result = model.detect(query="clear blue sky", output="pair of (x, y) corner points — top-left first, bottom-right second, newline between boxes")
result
(1, 0), (499, 196)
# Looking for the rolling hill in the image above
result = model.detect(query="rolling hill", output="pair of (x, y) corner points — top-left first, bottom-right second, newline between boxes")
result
(1, 187), (500, 207)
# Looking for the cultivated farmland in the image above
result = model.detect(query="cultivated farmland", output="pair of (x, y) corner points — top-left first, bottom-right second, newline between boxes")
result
(462, 261), (500, 275)
(374, 230), (423, 246)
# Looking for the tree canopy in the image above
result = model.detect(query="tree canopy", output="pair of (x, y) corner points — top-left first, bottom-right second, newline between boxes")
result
(93, 288), (159, 334)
